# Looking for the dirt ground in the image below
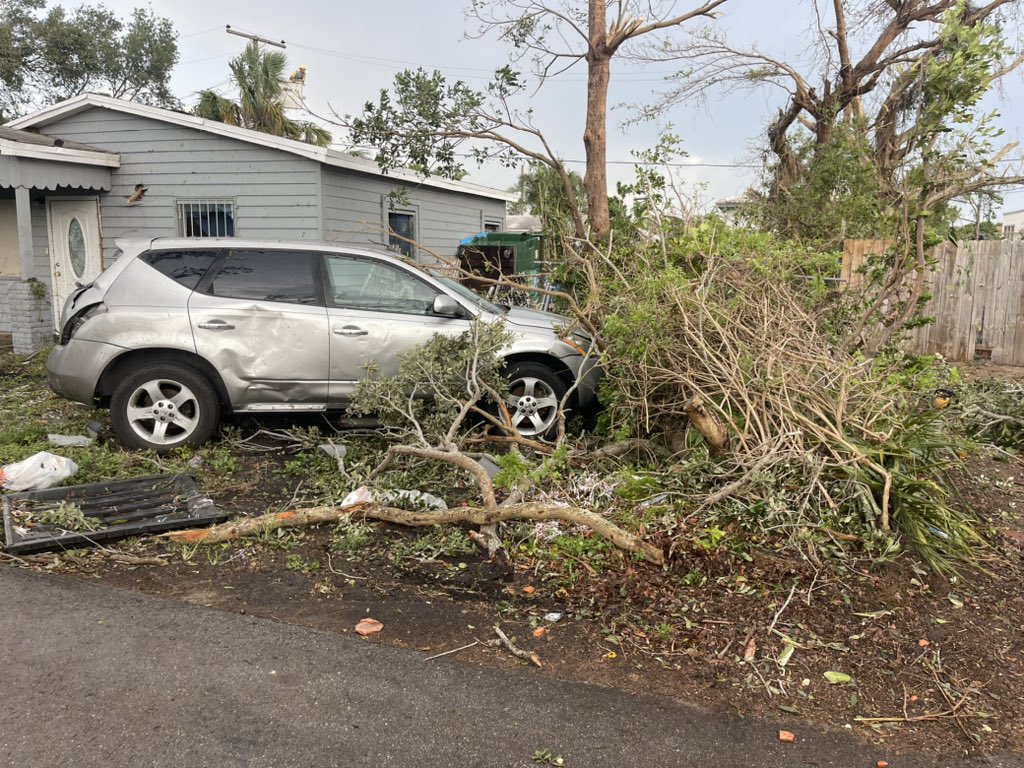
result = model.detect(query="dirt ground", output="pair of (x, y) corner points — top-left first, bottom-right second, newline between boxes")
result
(3, 355), (1024, 761)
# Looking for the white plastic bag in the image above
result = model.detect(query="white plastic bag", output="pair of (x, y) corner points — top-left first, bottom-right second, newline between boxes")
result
(338, 485), (448, 510)
(0, 451), (79, 492)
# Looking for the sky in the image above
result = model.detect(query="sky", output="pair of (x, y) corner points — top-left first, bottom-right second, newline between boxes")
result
(54, 0), (1024, 217)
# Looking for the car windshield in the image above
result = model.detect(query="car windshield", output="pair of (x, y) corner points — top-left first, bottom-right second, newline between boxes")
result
(438, 277), (505, 315)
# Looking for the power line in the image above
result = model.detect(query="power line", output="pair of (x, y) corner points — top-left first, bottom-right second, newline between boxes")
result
(179, 26), (222, 39)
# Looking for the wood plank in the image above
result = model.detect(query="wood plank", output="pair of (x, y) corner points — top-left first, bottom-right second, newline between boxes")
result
(996, 240), (1024, 364)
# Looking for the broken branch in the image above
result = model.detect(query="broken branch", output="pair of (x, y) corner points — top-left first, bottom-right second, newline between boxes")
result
(490, 625), (542, 667)
(161, 500), (665, 565)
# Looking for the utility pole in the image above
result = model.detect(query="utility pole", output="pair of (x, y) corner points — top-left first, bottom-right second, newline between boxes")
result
(225, 25), (286, 49)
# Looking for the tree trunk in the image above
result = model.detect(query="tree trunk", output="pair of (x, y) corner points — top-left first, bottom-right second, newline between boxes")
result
(585, 2), (611, 241)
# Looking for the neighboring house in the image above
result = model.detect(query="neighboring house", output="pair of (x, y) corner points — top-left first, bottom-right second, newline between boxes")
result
(1, 94), (513, 353)
(1001, 208), (1024, 241)
(714, 196), (747, 227)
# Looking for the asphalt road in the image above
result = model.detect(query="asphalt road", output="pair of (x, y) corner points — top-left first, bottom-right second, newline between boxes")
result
(0, 568), (1018, 768)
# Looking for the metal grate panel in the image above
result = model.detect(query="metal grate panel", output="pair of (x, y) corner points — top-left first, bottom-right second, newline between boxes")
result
(2, 474), (226, 555)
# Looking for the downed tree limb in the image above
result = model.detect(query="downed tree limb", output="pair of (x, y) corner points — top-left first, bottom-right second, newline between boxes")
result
(161, 501), (665, 565)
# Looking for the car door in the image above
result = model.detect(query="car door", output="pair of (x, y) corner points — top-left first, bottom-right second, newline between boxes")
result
(322, 253), (471, 403)
(188, 248), (330, 411)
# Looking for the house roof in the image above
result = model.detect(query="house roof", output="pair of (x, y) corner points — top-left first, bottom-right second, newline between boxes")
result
(0, 125), (120, 168)
(7, 94), (515, 201)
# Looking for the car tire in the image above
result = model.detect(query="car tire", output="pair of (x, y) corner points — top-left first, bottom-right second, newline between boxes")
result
(110, 363), (220, 453)
(501, 361), (568, 440)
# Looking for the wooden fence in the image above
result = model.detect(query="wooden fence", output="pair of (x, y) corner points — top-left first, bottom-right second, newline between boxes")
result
(842, 239), (1024, 366)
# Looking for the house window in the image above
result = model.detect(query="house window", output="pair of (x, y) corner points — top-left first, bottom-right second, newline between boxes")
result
(177, 199), (235, 238)
(483, 217), (502, 233)
(388, 211), (416, 258)
(1005, 224), (1016, 239)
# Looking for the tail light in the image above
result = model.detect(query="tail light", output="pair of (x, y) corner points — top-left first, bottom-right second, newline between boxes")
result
(59, 303), (107, 345)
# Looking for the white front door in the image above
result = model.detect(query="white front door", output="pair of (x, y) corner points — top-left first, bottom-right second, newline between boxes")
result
(47, 198), (103, 329)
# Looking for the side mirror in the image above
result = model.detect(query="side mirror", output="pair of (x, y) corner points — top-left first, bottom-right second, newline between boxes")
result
(432, 294), (462, 317)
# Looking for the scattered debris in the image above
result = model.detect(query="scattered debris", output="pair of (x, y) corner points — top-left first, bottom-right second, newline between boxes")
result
(1, 451), (78, 492)
(543, 611), (564, 623)
(318, 443), (347, 460)
(477, 456), (501, 478)
(355, 618), (384, 636)
(47, 433), (94, 448)
(336, 483), (447, 511)
(777, 730), (796, 743)
(522, 585), (536, 595)
(3, 474), (224, 555)
(532, 627), (546, 638)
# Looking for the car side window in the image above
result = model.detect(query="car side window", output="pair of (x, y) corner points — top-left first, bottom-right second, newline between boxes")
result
(324, 255), (440, 315)
(141, 250), (219, 290)
(206, 250), (319, 305)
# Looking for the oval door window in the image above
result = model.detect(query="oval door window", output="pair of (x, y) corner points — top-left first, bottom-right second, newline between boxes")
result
(68, 218), (86, 279)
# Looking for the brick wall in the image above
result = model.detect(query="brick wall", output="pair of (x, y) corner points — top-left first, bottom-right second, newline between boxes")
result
(9, 280), (53, 354)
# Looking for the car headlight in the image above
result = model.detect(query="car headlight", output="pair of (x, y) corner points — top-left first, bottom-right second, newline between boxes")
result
(60, 303), (107, 345)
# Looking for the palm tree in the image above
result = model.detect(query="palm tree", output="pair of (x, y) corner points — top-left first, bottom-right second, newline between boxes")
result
(510, 161), (586, 240)
(194, 42), (331, 147)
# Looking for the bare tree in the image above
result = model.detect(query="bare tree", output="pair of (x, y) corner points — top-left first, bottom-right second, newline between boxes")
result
(644, 0), (1022, 194)
(468, 0), (730, 239)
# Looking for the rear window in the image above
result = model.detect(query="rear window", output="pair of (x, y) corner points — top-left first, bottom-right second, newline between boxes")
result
(141, 250), (220, 290)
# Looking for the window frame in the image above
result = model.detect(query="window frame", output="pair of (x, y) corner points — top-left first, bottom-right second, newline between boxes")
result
(320, 252), (450, 317)
(176, 198), (237, 238)
(195, 248), (325, 306)
(385, 205), (418, 259)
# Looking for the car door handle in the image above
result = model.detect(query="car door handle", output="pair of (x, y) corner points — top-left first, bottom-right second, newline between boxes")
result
(334, 325), (368, 337)
(198, 320), (235, 331)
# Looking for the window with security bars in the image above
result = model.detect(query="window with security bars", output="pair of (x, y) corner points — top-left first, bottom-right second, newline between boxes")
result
(177, 199), (235, 237)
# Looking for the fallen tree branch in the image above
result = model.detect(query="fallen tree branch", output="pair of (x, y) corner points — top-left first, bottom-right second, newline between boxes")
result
(490, 625), (542, 667)
(105, 553), (168, 567)
(0, 551), (32, 566)
(424, 640), (480, 661)
(161, 501), (665, 565)
(962, 405), (1024, 431)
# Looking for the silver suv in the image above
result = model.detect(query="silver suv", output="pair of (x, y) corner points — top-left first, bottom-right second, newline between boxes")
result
(47, 238), (598, 453)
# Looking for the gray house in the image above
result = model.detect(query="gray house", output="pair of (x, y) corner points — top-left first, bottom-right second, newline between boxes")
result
(1, 94), (512, 353)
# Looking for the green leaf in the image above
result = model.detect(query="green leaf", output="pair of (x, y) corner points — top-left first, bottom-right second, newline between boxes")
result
(823, 671), (853, 685)
(777, 644), (795, 667)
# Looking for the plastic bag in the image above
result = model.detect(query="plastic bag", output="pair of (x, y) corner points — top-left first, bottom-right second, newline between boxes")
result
(0, 451), (79, 492)
(338, 485), (448, 510)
